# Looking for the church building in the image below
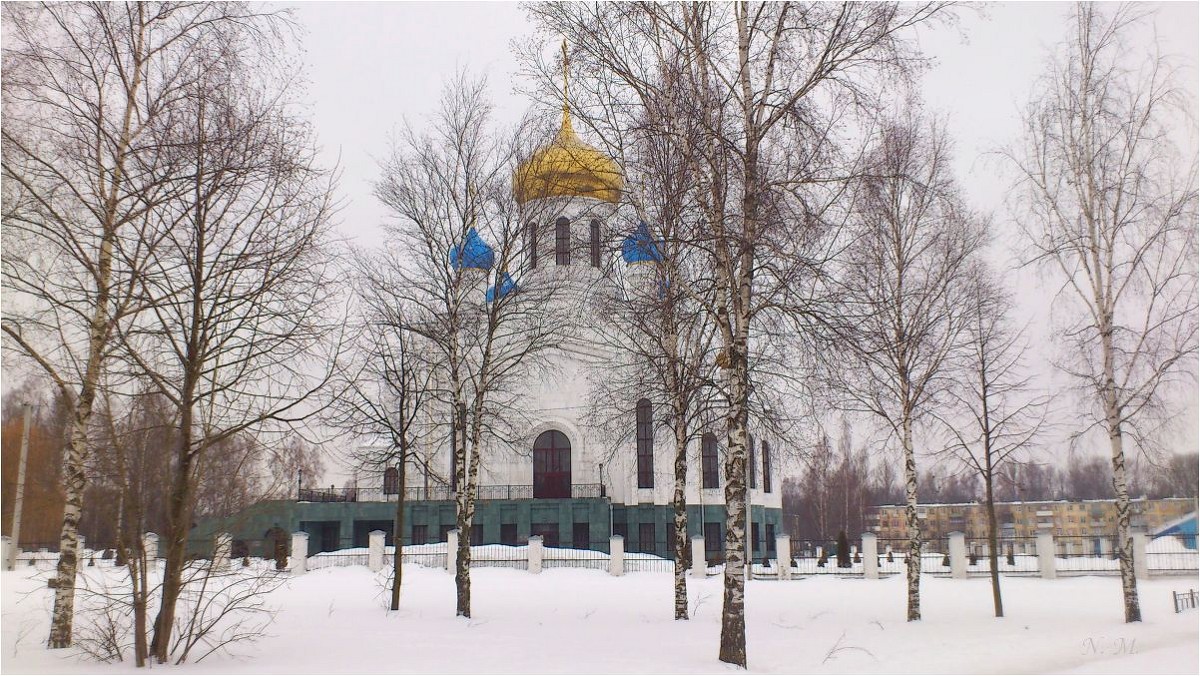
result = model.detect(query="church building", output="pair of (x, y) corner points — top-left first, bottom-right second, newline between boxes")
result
(192, 58), (784, 566)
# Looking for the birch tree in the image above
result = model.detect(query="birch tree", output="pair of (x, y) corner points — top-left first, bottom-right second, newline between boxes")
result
(327, 281), (437, 612)
(103, 11), (344, 659)
(834, 112), (984, 621)
(590, 227), (719, 620)
(1006, 2), (1199, 623)
(527, 2), (950, 664)
(0, 2), (269, 648)
(374, 73), (568, 619)
(940, 265), (1048, 618)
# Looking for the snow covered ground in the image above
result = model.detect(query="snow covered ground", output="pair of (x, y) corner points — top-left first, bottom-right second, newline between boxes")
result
(3, 563), (1196, 674)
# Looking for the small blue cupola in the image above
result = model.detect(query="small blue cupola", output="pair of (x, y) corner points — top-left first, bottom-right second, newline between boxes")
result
(449, 227), (495, 271)
(485, 271), (518, 303)
(621, 221), (664, 265)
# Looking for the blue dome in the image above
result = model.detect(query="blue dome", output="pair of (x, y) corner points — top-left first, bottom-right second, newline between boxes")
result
(621, 221), (663, 265)
(485, 272), (518, 303)
(449, 227), (495, 271)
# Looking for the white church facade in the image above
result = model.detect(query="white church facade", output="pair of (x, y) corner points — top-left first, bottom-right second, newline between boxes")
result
(192, 73), (784, 565)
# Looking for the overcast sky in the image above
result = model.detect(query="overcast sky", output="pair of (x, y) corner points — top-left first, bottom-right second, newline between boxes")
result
(287, 1), (1198, 474)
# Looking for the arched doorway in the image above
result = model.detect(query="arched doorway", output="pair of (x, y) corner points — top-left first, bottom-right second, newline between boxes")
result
(533, 430), (571, 498)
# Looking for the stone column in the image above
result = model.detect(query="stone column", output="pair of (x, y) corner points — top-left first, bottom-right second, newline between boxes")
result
(290, 532), (308, 575)
(143, 533), (159, 568)
(213, 533), (231, 570)
(776, 535), (792, 581)
(609, 535), (625, 577)
(1132, 531), (1149, 580)
(1036, 529), (1056, 579)
(862, 532), (879, 580)
(948, 531), (967, 579)
(368, 530), (386, 572)
(690, 536), (706, 579)
(446, 529), (459, 574)
(528, 535), (543, 574)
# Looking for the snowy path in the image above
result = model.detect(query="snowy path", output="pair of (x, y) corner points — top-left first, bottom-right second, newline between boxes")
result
(3, 565), (1196, 674)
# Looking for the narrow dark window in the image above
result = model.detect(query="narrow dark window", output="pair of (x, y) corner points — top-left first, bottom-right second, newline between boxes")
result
(555, 217), (570, 265)
(572, 522), (590, 549)
(701, 433), (719, 489)
(613, 521), (627, 539)
(528, 221), (538, 269)
(438, 524), (454, 542)
(471, 523), (484, 545)
(749, 434), (757, 490)
(500, 523), (518, 545)
(532, 522), (559, 547)
(762, 439), (772, 493)
(750, 523), (760, 557)
(766, 523), (776, 553)
(639, 522), (656, 555)
(589, 219), (601, 267)
(411, 524), (428, 546)
(636, 399), (654, 489)
(704, 522), (722, 563)
(383, 467), (400, 495)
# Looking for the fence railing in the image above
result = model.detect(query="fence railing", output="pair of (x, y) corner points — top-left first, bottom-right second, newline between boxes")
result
(298, 483), (606, 503)
(15, 531), (1193, 580)
(543, 541), (610, 571)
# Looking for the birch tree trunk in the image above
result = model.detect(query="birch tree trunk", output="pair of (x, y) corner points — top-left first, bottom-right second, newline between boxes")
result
(901, 408), (921, 622)
(672, 413), (690, 621)
(392, 458), (408, 611)
(984, 466), (1003, 618)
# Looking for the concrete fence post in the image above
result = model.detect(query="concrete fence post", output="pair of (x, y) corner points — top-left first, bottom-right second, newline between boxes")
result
(446, 529), (459, 574)
(776, 535), (792, 581)
(290, 532), (308, 575)
(143, 533), (159, 568)
(690, 536), (706, 579)
(528, 535), (543, 574)
(948, 531), (967, 579)
(1131, 531), (1149, 579)
(368, 530), (386, 573)
(1036, 530), (1056, 579)
(213, 533), (231, 570)
(1, 536), (12, 571)
(609, 535), (625, 577)
(862, 533), (879, 580)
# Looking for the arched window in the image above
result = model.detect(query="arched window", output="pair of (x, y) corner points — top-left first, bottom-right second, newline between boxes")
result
(555, 217), (571, 265)
(589, 220), (601, 268)
(701, 433), (719, 489)
(527, 221), (538, 269)
(636, 399), (653, 489)
(383, 467), (400, 495)
(762, 439), (772, 493)
(749, 435), (757, 490)
(533, 429), (572, 498)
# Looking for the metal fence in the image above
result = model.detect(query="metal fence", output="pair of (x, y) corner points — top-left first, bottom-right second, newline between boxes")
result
(1147, 533), (1199, 573)
(543, 542), (609, 571)
(297, 483), (606, 503)
(1053, 535), (1121, 574)
(465, 544), (528, 570)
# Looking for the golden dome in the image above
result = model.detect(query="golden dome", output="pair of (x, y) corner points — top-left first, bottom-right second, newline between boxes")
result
(513, 41), (622, 205)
